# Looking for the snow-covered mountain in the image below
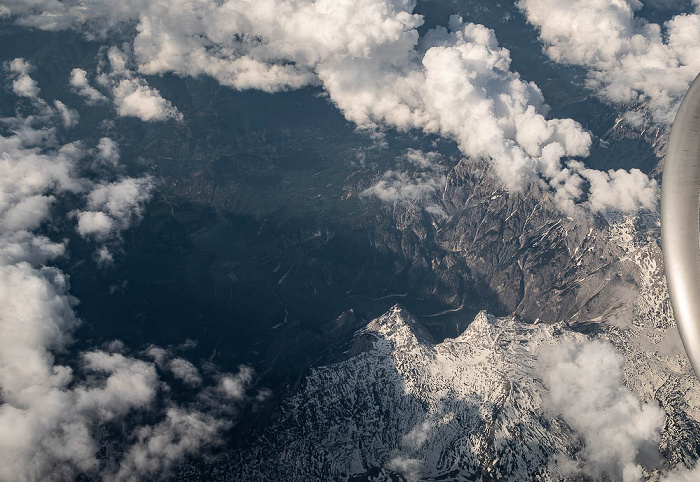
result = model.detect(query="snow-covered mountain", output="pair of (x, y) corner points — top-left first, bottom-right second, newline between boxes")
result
(198, 207), (700, 482)
(232, 306), (588, 481)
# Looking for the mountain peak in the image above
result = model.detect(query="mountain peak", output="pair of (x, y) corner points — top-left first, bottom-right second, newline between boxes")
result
(454, 310), (498, 342)
(364, 304), (434, 348)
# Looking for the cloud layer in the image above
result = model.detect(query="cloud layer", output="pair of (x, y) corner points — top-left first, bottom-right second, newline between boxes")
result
(0, 61), (257, 481)
(3, 0), (660, 213)
(518, 0), (700, 126)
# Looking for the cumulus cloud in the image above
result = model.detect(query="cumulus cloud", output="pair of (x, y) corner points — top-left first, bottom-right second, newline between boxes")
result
(320, 19), (594, 197)
(0, 331), (159, 481)
(75, 177), (153, 241)
(96, 245), (114, 266)
(662, 464), (700, 481)
(98, 47), (183, 122)
(6, 57), (40, 98)
(4, 0), (658, 213)
(538, 341), (665, 481)
(401, 420), (432, 450)
(71, 49), (181, 122)
(578, 164), (659, 212)
(96, 136), (119, 166)
(69, 67), (107, 104)
(5, 58), (85, 130)
(404, 149), (442, 169)
(168, 358), (202, 387)
(111, 77), (180, 121)
(0, 126), (83, 253)
(0, 60), (259, 481)
(76, 210), (114, 238)
(518, 0), (700, 125)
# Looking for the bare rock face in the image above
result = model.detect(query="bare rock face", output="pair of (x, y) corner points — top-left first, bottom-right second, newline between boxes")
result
(434, 158), (622, 323)
(372, 157), (651, 327)
(164, 131), (656, 333)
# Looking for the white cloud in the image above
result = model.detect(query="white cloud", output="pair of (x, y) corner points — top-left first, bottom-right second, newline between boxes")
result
(144, 345), (169, 366)
(96, 136), (119, 166)
(69, 68), (107, 104)
(315, 19), (594, 197)
(85, 176), (152, 221)
(0, 261), (164, 481)
(0, 232), (66, 266)
(96, 245), (114, 266)
(362, 170), (445, 204)
(0, 263), (79, 401)
(218, 365), (254, 400)
(77, 351), (159, 419)
(0, 126), (83, 254)
(0, 59), (260, 481)
(76, 210), (115, 239)
(71, 49), (181, 122)
(517, 0), (700, 125)
(401, 420), (432, 450)
(362, 149), (447, 205)
(6, 57), (40, 98)
(109, 407), (228, 482)
(5, 0), (659, 214)
(538, 341), (665, 481)
(386, 455), (422, 480)
(99, 47), (183, 122)
(404, 149), (441, 169)
(579, 164), (659, 213)
(662, 464), (700, 481)
(53, 100), (79, 128)
(168, 357), (202, 387)
(111, 77), (182, 122)
(5, 61), (87, 133)
(6, 60), (82, 128)
(75, 177), (153, 241)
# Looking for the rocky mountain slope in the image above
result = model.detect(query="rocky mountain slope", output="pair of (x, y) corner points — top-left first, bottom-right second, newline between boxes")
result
(180, 206), (700, 481)
(152, 87), (700, 479)
(229, 306), (588, 481)
(366, 156), (653, 326)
